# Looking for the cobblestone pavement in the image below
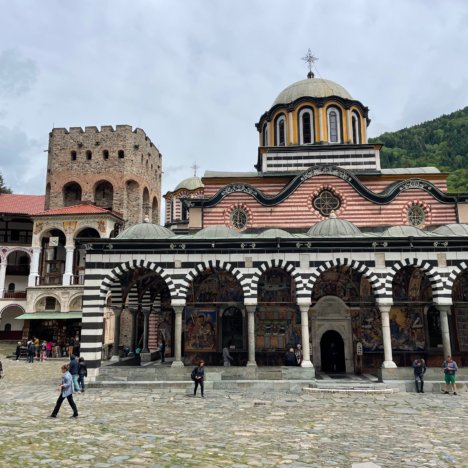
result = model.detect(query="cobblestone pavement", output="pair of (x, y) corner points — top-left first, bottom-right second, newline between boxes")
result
(1, 359), (468, 468)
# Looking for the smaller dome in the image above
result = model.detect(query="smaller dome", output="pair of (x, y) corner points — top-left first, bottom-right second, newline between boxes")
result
(433, 224), (468, 236)
(381, 226), (429, 237)
(193, 225), (242, 239)
(117, 217), (176, 239)
(256, 229), (294, 239)
(307, 212), (362, 237)
(174, 176), (204, 192)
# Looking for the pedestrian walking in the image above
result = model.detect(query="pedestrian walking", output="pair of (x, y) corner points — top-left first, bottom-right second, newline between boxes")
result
(73, 337), (80, 357)
(15, 342), (21, 361)
(159, 338), (166, 363)
(442, 356), (458, 395)
(28, 339), (36, 363)
(295, 344), (303, 365)
(40, 341), (47, 362)
(69, 354), (80, 393)
(191, 360), (205, 398)
(68, 337), (75, 357)
(223, 341), (234, 366)
(34, 336), (40, 358)
(78, 357), (87, 393)
(46, 341), (52, 358)
(412, 358), (426, 393)
(48, 364), (78, 419)
(285, 348), (298, 366)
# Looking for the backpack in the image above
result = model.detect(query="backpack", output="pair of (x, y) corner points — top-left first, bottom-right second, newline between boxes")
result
(191, 368), (196, 381)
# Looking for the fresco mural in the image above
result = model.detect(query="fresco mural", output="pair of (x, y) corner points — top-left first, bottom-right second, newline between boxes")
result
(392, 266), (432, 303)
(186, 269), (244, 303)
(453, 271), (468, 352)
(159, 310), (173, 355)
(311, 266), (375, 304)
(185, 308), (217, 352)
(258, 268), (296, 304)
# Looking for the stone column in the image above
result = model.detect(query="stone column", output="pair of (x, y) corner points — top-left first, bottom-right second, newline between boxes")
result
(171, 306), (185, 367)
(299, 304), (313, 368)
(63, 245), (75, 286)
(142, 309), (151, 353)
(346, 109), (352, 142)
(380, 305), (397, 368)
(0, 262), (6, 298)
(319, 107), (324, 142)
(438, 305), (452, 359)
(245, 305), (257, 367)
(110, 308), (123, 362)
(28, 246), (42, 287)
(128, 309), (138, 357)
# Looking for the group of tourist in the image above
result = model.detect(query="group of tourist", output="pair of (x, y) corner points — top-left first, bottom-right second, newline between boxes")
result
(17, 336), (81, 363)
(413, 355), (458, 395)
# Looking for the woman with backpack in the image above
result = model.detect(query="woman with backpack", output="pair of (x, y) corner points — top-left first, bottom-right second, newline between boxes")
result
(191, 360), (205, 398)
(48, 364), (78, 419)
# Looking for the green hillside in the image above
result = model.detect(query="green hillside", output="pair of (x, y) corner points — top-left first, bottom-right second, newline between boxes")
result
(369, 106), (468, 193)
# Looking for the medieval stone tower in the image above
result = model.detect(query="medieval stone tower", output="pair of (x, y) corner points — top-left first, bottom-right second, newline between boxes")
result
(44, 125), (162, 227)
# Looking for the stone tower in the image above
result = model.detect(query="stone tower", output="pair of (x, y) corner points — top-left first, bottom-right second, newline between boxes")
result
(44, 125), (162, 226)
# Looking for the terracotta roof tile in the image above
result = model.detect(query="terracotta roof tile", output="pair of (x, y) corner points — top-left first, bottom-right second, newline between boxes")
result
(33, 203), (123, 219)
(0, 194), (45, 215)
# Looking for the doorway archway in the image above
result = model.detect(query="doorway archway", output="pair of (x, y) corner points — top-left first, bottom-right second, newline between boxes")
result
(222, 306), (244, 349)
(320, 330), (346, 372)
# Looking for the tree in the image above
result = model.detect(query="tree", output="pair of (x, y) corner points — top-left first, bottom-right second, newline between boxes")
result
(0, 171), (12, 194)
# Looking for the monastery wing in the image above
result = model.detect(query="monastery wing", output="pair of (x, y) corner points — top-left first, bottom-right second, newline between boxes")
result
(180, 165), (465, 209)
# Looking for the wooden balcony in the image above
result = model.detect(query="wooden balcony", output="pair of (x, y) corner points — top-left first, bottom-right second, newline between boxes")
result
(35, 276), (63, 286)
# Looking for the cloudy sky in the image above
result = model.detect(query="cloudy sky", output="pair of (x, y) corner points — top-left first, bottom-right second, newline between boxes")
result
(1, 0), (468, 212)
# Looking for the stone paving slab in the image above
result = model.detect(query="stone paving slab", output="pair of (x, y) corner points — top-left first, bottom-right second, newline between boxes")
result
(1, 356), (468, 467)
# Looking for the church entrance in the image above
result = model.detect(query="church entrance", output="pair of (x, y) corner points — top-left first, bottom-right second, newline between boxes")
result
(320, 330), (346, 372)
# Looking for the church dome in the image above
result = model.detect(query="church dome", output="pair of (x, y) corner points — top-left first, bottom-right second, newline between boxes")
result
(381, 226), (429, 237)
(174, 176), (204, 191)
(256, 229), (294, 238)
(117, 217), (176, 239)
(193, 225), (242, 239)
(433, 224), (468, 236)
(307, 212), (362, 237)
(273, 77), (353, 107)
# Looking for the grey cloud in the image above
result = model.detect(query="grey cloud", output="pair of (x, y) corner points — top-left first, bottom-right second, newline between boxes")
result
(0, 48), (39, 97)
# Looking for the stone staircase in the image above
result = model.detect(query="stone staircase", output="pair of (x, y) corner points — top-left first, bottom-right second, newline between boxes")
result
(306, 381), (398, 394)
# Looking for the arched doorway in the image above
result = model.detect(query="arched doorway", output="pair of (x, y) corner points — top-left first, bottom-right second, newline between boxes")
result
(94, 181), (114, 210)
(222, 307), (243, 349)
(63, 182), (82, 207)
(320, 330), (346, 372)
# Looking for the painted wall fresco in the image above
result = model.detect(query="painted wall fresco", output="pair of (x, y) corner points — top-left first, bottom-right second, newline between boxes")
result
(312, 266), (375, 304)
(258, 268), (296, 304)
(392, 266), (432, 303)
(186, 269), (244, 303)
(185, 308), (217, 352)
(159, 310), (173, 355)
(255, 305), (300, 350)
(452, 270), (468, 352)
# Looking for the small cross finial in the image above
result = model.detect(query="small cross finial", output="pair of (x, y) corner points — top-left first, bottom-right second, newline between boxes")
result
(190, 161), (200, 177)
(301, 49), (318, 77)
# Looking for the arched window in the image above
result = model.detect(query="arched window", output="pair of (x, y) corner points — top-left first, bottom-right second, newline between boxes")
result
(63, 182), (82, 207)
(352, 113), (360, 144)
(181, 201), (188, 220)
(71, 151), (77, 161)
(103, 150), (109, 160)
(275, 115), (286, 146)
(262, 124), (268, 146)
(327, 107), (341, 143)
(86, 150), (92, 160)
(299, 108), (314, 145)
(118, 150), (124, 159)
(4, 324), (11, 332)
(8, 283), (15, 291)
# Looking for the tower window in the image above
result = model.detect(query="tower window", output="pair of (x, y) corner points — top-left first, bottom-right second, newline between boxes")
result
(329, 111), (338, 143)
(262, 124), (268, 146)
(352, 114), (360, 144)
(301, 111), (313, 144)
(71, 151), (77, 161)
(181, 202), (188, 220)
(275, 115), (286, 146)
(118, 150), (125, 159)
(86, 150), (92, 160)
(279, 120), (285, 146)
(103, 150), (109, 160)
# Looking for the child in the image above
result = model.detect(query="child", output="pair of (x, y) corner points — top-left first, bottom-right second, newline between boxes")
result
(40, 341), (47, 362)
(78, 357), (87, 393)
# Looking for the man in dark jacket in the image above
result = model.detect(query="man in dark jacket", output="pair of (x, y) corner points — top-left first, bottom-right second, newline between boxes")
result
(15, 342), (21, 361)
(285, 348), (298, 366)
(413, 358), (426, 393)
(28, 339), (36, 363)
(192, 361), (205, 398)
(160, 338), (166, 363)
(69, 355), (80, 393)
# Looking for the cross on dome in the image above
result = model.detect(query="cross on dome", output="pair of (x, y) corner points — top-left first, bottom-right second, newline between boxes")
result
(190, 161), (200, 176)
(301, 49), (319, 78)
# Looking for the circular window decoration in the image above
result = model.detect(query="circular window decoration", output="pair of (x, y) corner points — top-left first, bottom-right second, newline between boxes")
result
(407, 205), (425, 227)
(312, 190), (341, 217)
(230, 208), (248, 230)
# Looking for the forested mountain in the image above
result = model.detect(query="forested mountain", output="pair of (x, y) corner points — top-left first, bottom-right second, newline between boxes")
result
(369, 106), (468, 193)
